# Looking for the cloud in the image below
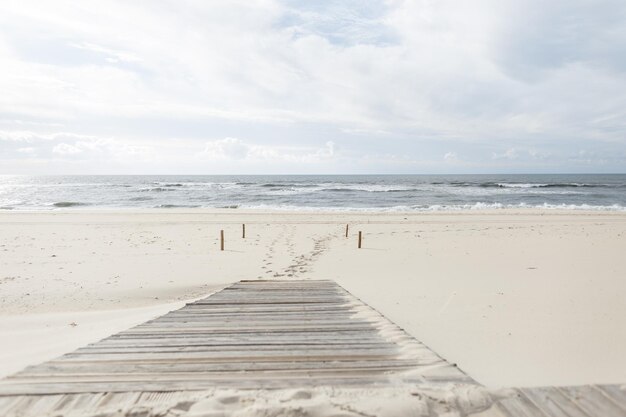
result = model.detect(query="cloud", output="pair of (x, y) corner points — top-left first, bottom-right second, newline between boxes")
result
(58, 138), (156, 161)
(491, 148), (519, 160)
(53, 142), (82, 155)
(202, 137), (251, 160)
(0, 130), (94, 143)
(199, 137), (336, 164)
(0, 129), (156, 165)
(69, 42), (142, 64)
(491, 147), (557, 163)
(494, 1), (626, 79)
(16, 147), (35, 154)
(0, 0), (625, 173)
(279, 1), (396, 46)
(443, 152), (459, 162)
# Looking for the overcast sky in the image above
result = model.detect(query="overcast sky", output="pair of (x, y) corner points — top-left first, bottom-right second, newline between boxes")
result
(1, 0), (625, 174)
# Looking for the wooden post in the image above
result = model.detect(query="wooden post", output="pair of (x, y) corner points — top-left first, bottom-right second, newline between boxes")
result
(358, 231), (362, 249)
(220, 230), (224, 251)
(242, 224), (246, 239)
(345, 224), (349, 238)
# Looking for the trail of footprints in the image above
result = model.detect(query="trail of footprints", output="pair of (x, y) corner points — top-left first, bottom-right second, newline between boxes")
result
(258, 225), (335, 279)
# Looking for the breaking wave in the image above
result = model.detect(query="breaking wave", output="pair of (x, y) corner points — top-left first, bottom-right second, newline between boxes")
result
(52, 202), (89, 208)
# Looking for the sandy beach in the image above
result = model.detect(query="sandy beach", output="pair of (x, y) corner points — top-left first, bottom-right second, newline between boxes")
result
(0, 209), (625, 390)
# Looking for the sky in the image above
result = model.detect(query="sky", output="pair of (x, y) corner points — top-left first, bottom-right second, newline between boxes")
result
(0, 0), (625, 174)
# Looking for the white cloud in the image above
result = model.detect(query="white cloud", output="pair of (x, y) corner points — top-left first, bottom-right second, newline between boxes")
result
(0, 0), (625, 173)
(56, 138), (156, 161)
(325, 141), (335, 157)
(0, 130), (92, 143)
(16, 147), (35, 154)
(492, 148), (519, 160)
(202, 137), (251, 160)
(199, 137), (336, 164)
(491, 148), (556, 162)
(0, 130), (158, 163)
(53, 142), (82, 155)
(444, 152), (458, 162)
(69, 42), (142, 64)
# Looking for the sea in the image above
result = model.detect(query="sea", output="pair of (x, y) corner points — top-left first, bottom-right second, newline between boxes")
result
(0, 174), (625, 211)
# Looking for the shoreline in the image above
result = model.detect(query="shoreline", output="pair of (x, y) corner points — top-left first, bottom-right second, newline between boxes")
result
(3, 206), (626, 215)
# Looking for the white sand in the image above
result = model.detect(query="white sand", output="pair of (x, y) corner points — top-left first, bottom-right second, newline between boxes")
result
(0, 209), (625, 389)
(73, 385), (496, 417)
(0, 302), (187, 379)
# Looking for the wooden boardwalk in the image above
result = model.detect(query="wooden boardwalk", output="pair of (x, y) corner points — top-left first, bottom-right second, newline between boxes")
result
(0, 280), (474, 415)
(492, 385), (626, 417)
(0, 280), (624, 416)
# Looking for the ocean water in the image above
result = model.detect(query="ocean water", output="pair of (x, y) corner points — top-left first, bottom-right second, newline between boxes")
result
(0, 174), (625, 211)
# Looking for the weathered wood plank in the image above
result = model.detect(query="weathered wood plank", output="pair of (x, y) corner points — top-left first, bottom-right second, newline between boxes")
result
(0, 377), (409, 396)
(595, 385), (626, 410)
(154, 316), (361, 323)
(18, 359), (423, 376)
(133, 322), (374, 330)
(558, 385), (626, 417)
(493, 385), (626, 417)
(521, 387), (592, 417)
(181, 305), (358, 312)
(13, 279), (624, 417)
(115, 328), (382, 336)
(495, 389), (548, 417)
(0, 279), (475, 400)
(52, 351), (403, 363)
(77, 344), (397, 353)
(98, 335), (388, 343)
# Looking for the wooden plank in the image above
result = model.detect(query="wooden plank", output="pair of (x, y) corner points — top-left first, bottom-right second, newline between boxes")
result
(18, 359), (422, 375)
(6, 369), (424, 384)
(79, 339), (393, 347)
(181, 305), (357, 312)
(147, 314), (365, 321)
(595, 385), (626, 410)
(0, 279), (475, 398)
(105, 334), (386, 343)
(496, 389), (548, 417)
(115, 328), (381, 336)
(558, 385), (626, 417)
(493, 385), (626, 417)
(133, 321), (373, 329)
(0, 377), (403, 396)
(189, 301), (351, 306)
(51, 351), (401, 363)
(102, 334), (387, 343)
(78, 343), (396, 352)
(162, 310), (358, 317)
(0, 278), (623, 414)
(0, 397), (21, 415)
(521, 387), (592, 417)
